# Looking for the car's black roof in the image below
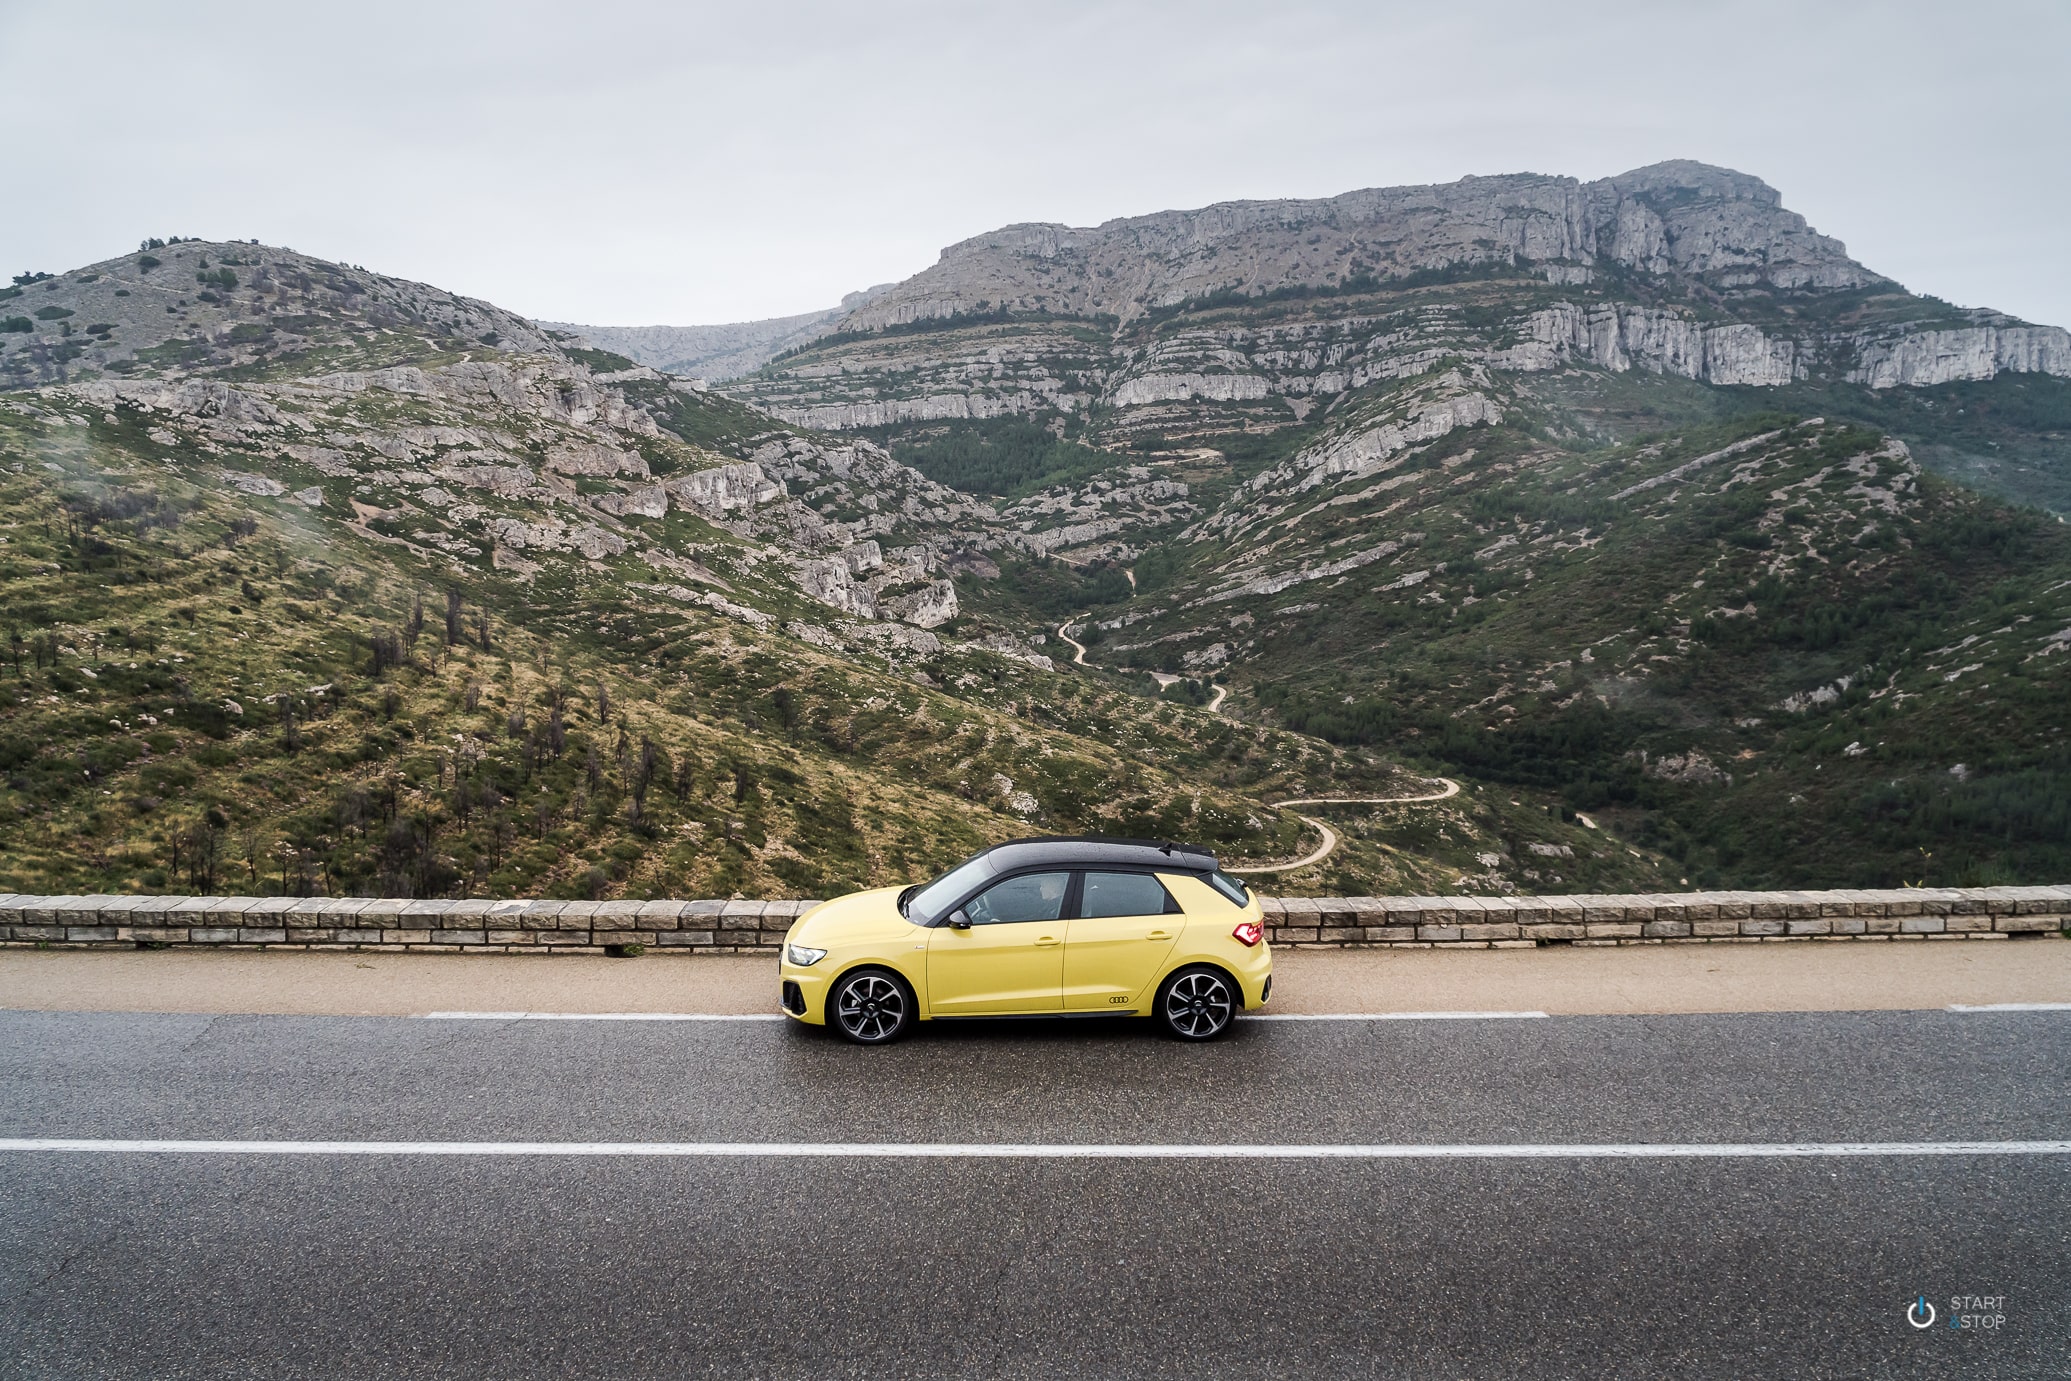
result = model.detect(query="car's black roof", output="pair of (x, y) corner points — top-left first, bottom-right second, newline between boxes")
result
(967, 835), (1219, 877)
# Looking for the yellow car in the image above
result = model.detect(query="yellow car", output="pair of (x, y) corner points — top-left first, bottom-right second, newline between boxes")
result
(778, 837), (1271, 1043)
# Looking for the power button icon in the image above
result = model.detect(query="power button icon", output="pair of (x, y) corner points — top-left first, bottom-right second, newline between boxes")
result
(1907, 1296), (1937, 1329)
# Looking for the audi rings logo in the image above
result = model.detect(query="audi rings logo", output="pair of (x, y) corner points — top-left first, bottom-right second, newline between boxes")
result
(1906, 1296), (1937, 1330)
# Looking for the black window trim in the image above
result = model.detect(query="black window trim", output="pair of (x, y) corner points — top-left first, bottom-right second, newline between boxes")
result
(927, 862), (1194, 926)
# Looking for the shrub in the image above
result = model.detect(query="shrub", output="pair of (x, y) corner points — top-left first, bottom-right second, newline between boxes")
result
(137, 255), (161, 271)
(33, 306), (73, 321)
(0, 317), (30, 334)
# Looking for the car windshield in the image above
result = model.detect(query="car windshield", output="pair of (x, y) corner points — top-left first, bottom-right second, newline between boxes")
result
(903, 857), (994, 923)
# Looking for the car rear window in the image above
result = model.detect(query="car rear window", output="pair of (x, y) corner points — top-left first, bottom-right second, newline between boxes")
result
(1206, 872), (1251, 905)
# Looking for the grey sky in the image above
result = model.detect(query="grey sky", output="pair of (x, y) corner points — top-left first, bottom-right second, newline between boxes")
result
(5, 0), (2066, 331)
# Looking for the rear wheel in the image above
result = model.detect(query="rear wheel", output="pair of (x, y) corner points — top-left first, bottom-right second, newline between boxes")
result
(827, 968), (915, 1045)
(1157, 965), (1237, 1041)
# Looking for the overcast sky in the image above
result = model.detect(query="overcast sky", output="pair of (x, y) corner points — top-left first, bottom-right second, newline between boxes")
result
(5, 0), (2066, 330)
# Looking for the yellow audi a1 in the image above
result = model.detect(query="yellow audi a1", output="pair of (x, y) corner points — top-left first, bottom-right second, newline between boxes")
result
(778, 836), (1271, 1043)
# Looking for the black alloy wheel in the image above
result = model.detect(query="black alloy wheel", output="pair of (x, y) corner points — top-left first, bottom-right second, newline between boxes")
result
(828, 968), (915, 1045)
(1158, 966), (1237, 1041)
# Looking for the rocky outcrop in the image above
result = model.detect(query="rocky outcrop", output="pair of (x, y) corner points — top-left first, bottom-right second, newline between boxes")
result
(768, 387), (1075, 430)
(883, 579), (958, 629)
(594, 485), (669, 518)
(486, 518), (627, 561)
(546, 439), (649, 478)
(1848, 322), (2071, 388)
(800, 557), (879, 619)
(663, 461), (781, 515)
(1111, 372), (1272, 407)
(1501, 304), (1800, 386)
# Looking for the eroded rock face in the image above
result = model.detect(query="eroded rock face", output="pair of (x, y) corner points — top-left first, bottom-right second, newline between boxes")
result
(883, 579), (958, 629)
(547, 439), (648, 478)
(800, 557), (879, 619)
(1849, 323), (2071, 388)
(664, 461), (781, 515)
(594, 485), (668, 518)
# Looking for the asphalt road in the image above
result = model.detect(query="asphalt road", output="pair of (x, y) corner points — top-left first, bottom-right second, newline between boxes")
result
(2, 1009), (2066, 1378)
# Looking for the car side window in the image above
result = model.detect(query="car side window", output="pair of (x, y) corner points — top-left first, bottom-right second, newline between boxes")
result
(1078, 871), (1179, 919)
(961, 871), (1070, 925)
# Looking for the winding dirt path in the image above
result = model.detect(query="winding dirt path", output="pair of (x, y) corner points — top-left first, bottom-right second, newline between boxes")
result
(1226, 778), (1463, 876)
(1056, 618), (1092, 667)
(1058, 611), (1229, 712)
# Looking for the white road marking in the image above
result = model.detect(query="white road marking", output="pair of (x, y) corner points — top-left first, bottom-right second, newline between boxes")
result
(1947, 1002), (2071, 1012)
(1248, 1011), (1549, 1021)
(419, 1012), (785, 1021)
(1, 1138), (2064, 1159)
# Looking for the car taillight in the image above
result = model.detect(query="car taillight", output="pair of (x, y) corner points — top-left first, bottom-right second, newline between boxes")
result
(1232, 920), (1263, 947)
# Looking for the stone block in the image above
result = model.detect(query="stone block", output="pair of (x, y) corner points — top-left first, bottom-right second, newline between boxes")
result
(487, 931), (534, 946)
(188, 928), (238, 944)
(1900, 916), (1946, 935)
(1739, 919), (1786, 937)
(1642, 921), (1692, 939)
(64, 925), (120, 942)
(335, 929), (384, 945)
(130, 928), (189, 943)
(1997, 915), (2063, 933)
(1522, 924), (1587, 942)
(431, 930), (487, 945)
(382, 929), (433, 946)
(1786, 919), (1832, 936)
(1692, 920), (1740, 938)
(1944, 915), (1993, 933)
(594, 930), (642, 947)
(1458, 923), (1521, 942)
(1416, 925), (1463, 942)
(1585, 923), (1643, 940)
(635, 902), (685, 929)
(236, 928), (288, 944)
(1829, 916), (1867, 935)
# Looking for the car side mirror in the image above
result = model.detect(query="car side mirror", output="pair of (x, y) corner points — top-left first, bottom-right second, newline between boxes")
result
(946, 909), (971, 930)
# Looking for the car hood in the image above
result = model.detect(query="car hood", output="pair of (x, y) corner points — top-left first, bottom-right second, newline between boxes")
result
(790, 885), (922, 948)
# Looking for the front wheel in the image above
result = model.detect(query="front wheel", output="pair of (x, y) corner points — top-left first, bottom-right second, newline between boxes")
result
(1157, 965), (1237, 1041)
(827, 968), (915, 1045)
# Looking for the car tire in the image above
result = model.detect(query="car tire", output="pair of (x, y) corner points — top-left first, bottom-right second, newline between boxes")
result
(826, 967), (916, 1045)
(1156, 965), (1238, 1041)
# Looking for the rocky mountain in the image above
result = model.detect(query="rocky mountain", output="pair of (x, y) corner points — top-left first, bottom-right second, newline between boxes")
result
(3, 158), (2069, 900)
(722, 161), (2071, 511)
(545, 286), (894, 382)
(7, 239), (1618, 901)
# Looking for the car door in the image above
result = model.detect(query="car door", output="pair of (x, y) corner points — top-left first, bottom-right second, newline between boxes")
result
(1062, 870), (1184, 1011)
(925, 870), (1070, 1015)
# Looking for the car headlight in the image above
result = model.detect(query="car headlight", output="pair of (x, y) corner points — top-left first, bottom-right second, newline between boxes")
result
(786, 943), (828, 967)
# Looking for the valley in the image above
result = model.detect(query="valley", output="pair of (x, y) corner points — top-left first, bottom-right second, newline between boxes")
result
(4, 160), (2068, 899)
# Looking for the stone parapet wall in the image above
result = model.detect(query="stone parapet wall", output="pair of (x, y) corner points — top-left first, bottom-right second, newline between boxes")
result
(0, 887), (2065, 954)
(0, 895), (812, 954)
(1260, 887), (2071, 948)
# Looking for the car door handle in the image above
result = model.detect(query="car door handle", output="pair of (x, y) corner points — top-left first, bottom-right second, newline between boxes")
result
(1147, 930), (1171, 940)
(1035, 936), (1060, 947)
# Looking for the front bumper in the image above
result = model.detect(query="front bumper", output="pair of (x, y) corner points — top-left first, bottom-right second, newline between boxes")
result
(778, 959), (833, 1025)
